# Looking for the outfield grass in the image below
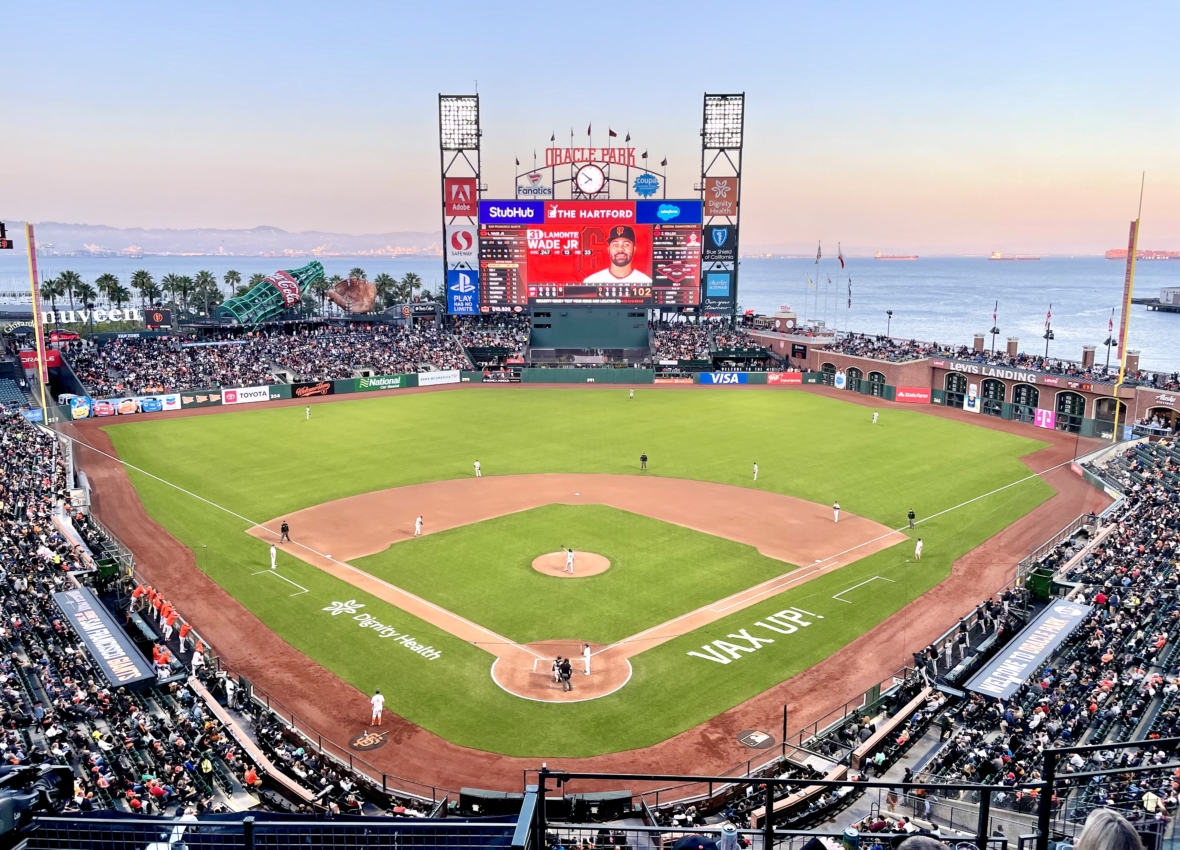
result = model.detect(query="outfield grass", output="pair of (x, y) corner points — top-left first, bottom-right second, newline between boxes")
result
(104, 388), (1053, 756)
(351, 504), (797, 644)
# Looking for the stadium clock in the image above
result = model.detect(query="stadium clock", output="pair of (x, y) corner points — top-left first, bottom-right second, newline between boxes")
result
(575, 164), (606, 195)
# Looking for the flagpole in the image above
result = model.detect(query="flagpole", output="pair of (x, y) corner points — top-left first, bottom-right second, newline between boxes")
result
(813, 242), (821, 330)
(25, 223), (50, 419)
(1111, 173), (1146, 443)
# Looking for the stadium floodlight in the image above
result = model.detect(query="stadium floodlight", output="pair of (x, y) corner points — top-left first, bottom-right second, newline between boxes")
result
(702, 94), (744, 149)
(439, 95), (480, 151)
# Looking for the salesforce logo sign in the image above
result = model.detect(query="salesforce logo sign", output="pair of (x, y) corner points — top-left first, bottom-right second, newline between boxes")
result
(446, 270), (479, 315)
(478, 200), (544, 224)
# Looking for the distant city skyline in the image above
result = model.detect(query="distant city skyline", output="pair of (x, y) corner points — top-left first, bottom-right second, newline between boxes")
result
(5, 1), (1178, 254)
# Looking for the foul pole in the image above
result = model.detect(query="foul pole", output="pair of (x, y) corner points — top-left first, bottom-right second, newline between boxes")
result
(25, 223), (50, 419)
(1110, 174), (1145, 444)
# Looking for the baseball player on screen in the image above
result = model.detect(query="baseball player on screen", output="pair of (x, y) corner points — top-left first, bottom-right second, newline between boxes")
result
(583, 226), (653, 284)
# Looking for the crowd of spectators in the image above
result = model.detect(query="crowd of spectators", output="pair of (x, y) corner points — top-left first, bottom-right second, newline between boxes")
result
(65, 325), (471, 397)
(650, 321), (711, 361)
(453, 315), (530, 358)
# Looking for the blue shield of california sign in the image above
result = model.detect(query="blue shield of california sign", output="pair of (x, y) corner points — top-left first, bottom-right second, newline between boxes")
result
(711, 227), (729, 247)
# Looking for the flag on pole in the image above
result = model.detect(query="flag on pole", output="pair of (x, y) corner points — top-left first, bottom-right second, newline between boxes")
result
(827, 275), (832, 287)
(992, 300), (998, 324)
(847, 277), (852, 309)
(837, 243), (845, 269)
(550, 132), (555, 142)
(660, 157), (667, 167)
(1108, 308), (1114, 334)
(641, 150), (648, 159)
(624, 132), (630, 142)
(587, 124), (592, 136)
(807, 275), (815, 290)
(1045, 304), (1052, 329)
(515, 157), (519, 166)
(815, 241), (822, 264)
(608, 128), (617, 138)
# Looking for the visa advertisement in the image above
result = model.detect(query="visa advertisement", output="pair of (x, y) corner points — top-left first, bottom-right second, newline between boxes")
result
(477, 200), (703, 309)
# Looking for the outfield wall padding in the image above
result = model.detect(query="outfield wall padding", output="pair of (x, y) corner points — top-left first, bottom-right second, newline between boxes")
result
(520, 368), (654, 384)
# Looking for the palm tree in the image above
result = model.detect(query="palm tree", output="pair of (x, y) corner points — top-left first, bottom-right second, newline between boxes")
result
(161, 273), (181, 308)
(248, 272), (267, 287)
(310, 276), (332, 313)
(176, 276), (195, 312)
(194, 270), (218, 315)
(224, 269), (241, 295)
(372, 273), (397, 308)
(58, 270), (83, 311)
(401, 272), (423, 301)
(109, 284), (133, 310)
(40, 276), (66, 313)
(349, 267), (366, 281)
(95, 273), (120, 304)
(130, 270), (156, 307)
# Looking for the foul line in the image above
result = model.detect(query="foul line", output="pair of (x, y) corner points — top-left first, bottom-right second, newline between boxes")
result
(832, 575), (895, 604)
(251, 569), (310, 597)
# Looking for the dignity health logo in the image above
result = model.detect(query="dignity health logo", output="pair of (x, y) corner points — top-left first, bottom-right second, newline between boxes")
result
(321, 600), (442, 660)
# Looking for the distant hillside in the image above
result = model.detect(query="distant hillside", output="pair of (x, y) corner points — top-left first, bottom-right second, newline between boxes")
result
(26, 223), (441, 257)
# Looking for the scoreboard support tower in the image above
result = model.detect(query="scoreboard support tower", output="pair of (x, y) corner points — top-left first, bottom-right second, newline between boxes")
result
(699, 93), (745, 324)
(439, 95), (482, 314)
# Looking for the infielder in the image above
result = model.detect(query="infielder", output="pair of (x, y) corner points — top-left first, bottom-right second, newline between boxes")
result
(565, 548), (575, 575)
(370, 689), (384, 725)
(915, 538), (923, 560)
(582, 643), (591, 675)
(833, 501), (840, 523)
(753, 462), (759, 481)
(872, 411), (878, 424)
(474, 460), (481, 478)
(414, 516), (423, 537)
(306, 406), (311, 421)
(269, 544), (277, 570)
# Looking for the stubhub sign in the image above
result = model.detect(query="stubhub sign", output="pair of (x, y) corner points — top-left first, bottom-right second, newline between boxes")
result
(478, 201), (544, 225)
(447, 270), (479, 315)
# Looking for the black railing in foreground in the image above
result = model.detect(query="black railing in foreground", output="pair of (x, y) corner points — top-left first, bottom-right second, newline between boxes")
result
(528, 735), (1180, 850)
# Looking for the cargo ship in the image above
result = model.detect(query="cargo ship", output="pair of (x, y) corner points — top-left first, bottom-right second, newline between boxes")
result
(1106, 249), (1180, 260)
(989, 251), (1040, 261)
(874, 252), (918, 260)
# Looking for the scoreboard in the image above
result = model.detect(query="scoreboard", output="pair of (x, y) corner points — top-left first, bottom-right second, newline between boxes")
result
(474, 200), (703, 310)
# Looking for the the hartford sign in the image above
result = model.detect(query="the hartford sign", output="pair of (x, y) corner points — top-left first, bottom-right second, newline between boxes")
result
(43, 308), (146, 325)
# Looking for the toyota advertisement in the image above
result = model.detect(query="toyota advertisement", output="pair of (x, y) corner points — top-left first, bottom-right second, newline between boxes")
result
(477, 200), (703, 308)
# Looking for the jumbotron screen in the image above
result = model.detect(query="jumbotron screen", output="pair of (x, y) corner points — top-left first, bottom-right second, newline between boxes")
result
(477, 200), (703, 308)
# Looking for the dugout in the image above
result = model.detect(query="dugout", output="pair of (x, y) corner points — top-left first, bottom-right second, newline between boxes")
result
(529, 307), (649, 364)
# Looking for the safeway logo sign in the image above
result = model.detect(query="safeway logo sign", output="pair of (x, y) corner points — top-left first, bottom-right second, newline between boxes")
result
(444, 178), (477, 215)
(446, 225), (478, 262)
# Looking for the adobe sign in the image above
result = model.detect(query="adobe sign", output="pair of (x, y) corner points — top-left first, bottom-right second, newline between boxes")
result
(444, 178), (478, 216)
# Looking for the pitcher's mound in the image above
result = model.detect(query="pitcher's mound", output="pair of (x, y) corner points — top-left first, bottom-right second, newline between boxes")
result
(532, 551), (610, 578)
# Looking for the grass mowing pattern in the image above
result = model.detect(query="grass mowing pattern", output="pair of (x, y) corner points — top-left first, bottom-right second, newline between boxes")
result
(104, 388), (1052, 756)
(351, 504), (799, 645)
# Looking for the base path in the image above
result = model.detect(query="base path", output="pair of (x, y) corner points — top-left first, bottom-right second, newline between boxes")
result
(246, 474), (906, 701)
(70, 390), (1110, 794)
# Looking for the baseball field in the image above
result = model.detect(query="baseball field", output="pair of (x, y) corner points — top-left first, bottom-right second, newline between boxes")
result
(99, 387), (1052, 758)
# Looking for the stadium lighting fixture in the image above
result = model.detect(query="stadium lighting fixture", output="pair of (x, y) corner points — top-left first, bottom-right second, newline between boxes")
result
(439, 95), (480, 151)
(886, 310), (893, 337)
(702, 94), (744, 149)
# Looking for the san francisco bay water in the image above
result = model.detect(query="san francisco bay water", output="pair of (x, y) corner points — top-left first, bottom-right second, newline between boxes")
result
(2, 254), (1178, 372)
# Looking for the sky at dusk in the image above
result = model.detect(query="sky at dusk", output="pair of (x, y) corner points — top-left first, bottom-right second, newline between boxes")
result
(5, 0), (1178, 254)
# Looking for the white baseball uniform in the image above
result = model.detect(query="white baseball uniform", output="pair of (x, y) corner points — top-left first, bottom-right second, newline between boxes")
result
(629, 389), (634, 399)
(565, 550), (575, 574)
(833, 502), (840, 523)
(474, 461), (481, 477)
(269, 545), (277, 570)
(753, 463), (758, 481)
(370, 691), (385, 724)
(414, 517), (422, 537)
(915, 540), (924, 560)
(582, 645), (591, 675)
(306, 406), (310, 420)
(872, 411), (878, 424)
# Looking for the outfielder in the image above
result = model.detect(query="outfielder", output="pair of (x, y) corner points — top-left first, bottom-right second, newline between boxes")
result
(414, 516), (423, 537)
(370, 689), (385, 725)
(833, 501), (840, 523)
(474, 460), (481, 478)
(269, 544), (277, 570)
(565, 548), (575, 574)
(872, 411), (878, 424)
(753, 462), (759, 481)
(629, 389), (634, 400)
(306, 406), (311, 421)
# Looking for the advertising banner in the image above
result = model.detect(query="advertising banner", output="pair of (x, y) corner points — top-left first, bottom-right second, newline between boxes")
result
(791, 343), (808, 359)
(1034, 408), (1057, 429)
(699, 372), (748, 385)
(180, 388), (224, 408)
(222, 386), (271, 405)
(417, 370), (461, 387)
(966, 602), (1091, 699)
(833, 370), (848, 390)
(69, 396), (93, 419)
(145, 308), (173, 328)
(481, 369), (521, 383)
(447, 269), (479, 315)
(702, 226), (737, 262)
(358, 374), (415, 392)
(704, 177), (739, 217)
(896, 387), (932, 404)
(767, 372), (803, 385)
(654, 377), (694, 384)
(292, 381), (333, 398)
(446, 225), (478, 264)
(479, 200), (702, 308)
(516, 171), (553, 199)
(963, 383), (981, 413)
(444, 178), (477, 216)
(20, 349), (63, 369)
(704, 272), (731, 299)
(21, 408), (44, 422)
(54, 587), (155, 688)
